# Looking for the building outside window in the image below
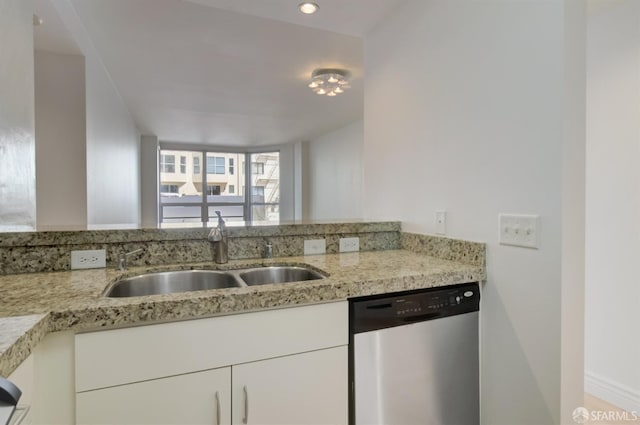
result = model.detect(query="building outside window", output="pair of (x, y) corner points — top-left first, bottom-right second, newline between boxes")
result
(207, 156), (225, 174)
(249, 153), (279, 222)
(159, 149), (278, 226)
(180, 156), (187, 174)
(160, 154), (175, 173)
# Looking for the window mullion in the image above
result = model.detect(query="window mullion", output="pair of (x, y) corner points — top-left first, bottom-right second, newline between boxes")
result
(245, 152), (252, 222)
(201, 150), (207, 225)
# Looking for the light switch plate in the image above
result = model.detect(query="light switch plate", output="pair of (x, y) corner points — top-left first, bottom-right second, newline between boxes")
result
(339, 237), (360, 253)
(304, 239), (326, 255)
(435, 211), (447, 235)
(499, 214), (539, 249)
(71, 249), (106, 269)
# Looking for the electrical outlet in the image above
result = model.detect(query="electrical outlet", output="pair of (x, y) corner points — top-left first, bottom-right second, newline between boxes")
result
(304, 239), (326, 255)
(435, 211), (447, 235)
(499, 214), (539, 249)
(339, 237), (360, 253)
(71, 249), (106, 269)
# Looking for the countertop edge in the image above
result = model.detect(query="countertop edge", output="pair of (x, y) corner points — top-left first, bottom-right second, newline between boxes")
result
(0, 314), (50, 378)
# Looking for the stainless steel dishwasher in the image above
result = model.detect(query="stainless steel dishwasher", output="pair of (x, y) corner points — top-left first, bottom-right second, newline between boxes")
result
(349, 282), (480, 425)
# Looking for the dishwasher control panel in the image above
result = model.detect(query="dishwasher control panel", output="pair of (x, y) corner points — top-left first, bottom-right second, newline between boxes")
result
(350, 282), (480, 334)
(394, 286), (478, 315)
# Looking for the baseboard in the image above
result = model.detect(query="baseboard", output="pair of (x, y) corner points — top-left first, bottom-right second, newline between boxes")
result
(585, 370), (640, 413)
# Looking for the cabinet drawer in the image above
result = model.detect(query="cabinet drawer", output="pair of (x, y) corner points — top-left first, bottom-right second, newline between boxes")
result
(76, 301), (347, 392)
(77, 367), (230, 425)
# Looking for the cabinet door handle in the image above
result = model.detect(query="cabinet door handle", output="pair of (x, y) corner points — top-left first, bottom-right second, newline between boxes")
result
(215, 391), (221, 425)
(242, 385), (249, 424)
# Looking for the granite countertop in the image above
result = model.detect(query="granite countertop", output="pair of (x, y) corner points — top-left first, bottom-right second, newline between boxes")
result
(0, 249), (486, 377)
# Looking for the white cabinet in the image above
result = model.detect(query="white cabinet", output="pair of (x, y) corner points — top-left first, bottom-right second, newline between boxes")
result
(77, 347), (347, 425)
(8, 354), (34, 425)
(75, 302), (348, 425)
(232, 346), (347, 425)
(77, 367), (230, 425)
(8, 331), (76, 425)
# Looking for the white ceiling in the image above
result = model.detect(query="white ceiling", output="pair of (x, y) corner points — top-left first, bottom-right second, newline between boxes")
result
(35, 0), (404, 146)
(184, 0), (406, 37)
(33, 0), (81, 55)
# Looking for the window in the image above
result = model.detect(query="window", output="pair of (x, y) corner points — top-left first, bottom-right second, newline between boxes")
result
(207, 156), (225, 174)
(252, 162), (264, 175)
(250, 153), (279, 222)
(252, 186), (265, 200)
(160, 155), (175, 173)
(160, 184), (179, 194)
(159, 149), (279, 225)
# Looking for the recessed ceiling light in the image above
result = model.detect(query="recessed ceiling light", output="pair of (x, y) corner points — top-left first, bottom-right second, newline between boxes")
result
(298, 2), (319, 15)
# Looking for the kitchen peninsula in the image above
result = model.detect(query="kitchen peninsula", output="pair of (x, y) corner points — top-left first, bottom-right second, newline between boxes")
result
(0, 221), (485, 424)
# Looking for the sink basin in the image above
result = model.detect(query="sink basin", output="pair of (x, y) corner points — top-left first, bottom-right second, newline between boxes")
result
(104, 265), (327, 297)
(105, 270), (242, 297)
(239, 266), (325, 286)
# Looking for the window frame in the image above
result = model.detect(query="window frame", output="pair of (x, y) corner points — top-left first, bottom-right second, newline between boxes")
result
(158, 146), (280, 226)
(252, 162), (264, 175)
(180, 156), (187, 174)
(206, 156), (225, 175)
(193, 156), (200, 174)
(160, 154), (175, 173)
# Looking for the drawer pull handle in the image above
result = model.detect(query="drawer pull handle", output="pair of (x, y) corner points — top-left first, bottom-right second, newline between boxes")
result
(243, 386), (249, 424)
(215, 391), (220, 425)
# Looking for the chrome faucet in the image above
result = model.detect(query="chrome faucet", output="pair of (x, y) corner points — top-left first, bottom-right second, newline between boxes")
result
(118, 248), (144, 271)
(264, 241), (273, 259)
(208, 211), (228, 264)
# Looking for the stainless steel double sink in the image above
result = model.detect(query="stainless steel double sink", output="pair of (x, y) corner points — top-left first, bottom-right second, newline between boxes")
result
(104, 266), (326, 298)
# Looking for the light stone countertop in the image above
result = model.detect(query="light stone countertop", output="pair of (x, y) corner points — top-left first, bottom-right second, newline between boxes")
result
(0, 249), (486, 377)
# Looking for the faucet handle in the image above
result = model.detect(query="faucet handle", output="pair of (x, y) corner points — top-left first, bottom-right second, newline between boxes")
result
(208, 227), (223, 242)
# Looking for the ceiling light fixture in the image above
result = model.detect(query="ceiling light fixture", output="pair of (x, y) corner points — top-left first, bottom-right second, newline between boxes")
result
(308, 68), (350, 97)
(298, 2), (319, 15)
(33, 14), (44, 26)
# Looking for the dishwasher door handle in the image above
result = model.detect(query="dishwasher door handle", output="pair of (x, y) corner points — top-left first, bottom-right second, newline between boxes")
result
(400, 312), (442, 323)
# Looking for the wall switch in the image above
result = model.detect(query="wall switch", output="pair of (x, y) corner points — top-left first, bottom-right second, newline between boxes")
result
(304, 239), (326, 255)
(339, 237), (360, 253)
(435, 211), (447, 235)
(71, 249), (106, 269)
(499, 214), (539, 249)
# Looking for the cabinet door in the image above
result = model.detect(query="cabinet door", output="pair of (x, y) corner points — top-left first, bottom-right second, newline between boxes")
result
(232, 346), (347, 425)
(77, 367), (230, 425)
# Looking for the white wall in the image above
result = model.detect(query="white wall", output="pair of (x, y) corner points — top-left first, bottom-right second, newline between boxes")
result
(140, 135), (158, 228)
(34, 50), (87, 230)
(585, 0), (640, 412)
(363, 1), (585, 424)
(303, 120), (363, 221)
(84, 55), (141, 228)
(0, 0), (36, 231)
(278, 143), (296, 222)
(52, 0), (141, 229)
